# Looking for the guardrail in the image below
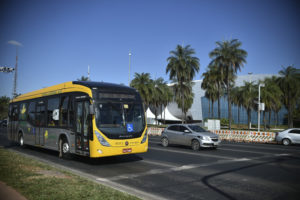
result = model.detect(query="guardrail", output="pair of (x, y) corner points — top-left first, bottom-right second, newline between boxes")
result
(147, 127), (276, 143)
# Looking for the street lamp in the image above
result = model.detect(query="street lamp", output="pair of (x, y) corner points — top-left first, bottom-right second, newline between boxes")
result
(128, 51), (132, 86)
(258, 83), (265, 132)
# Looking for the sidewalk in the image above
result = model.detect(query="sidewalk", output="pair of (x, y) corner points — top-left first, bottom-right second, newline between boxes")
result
(0, 181), (27, 200)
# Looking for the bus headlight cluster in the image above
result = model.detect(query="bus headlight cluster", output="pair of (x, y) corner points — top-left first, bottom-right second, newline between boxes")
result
(95, 130), (110, 147)
(141, 131), (147, 144)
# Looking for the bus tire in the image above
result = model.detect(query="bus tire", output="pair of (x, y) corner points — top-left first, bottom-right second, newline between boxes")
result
(59, 137), (71, 159)
(18, 133), (25, 148)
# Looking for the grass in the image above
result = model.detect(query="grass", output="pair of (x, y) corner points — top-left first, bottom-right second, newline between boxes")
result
(0, 147), (140, 200)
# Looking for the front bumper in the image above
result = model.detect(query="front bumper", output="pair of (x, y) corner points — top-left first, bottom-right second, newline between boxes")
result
(200, 140), (221, 148)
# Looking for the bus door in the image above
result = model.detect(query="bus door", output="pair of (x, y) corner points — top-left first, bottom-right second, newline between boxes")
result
(9, 104), (18, 141)
(75, 98), (91, 153)
(35, 101), (46, 146)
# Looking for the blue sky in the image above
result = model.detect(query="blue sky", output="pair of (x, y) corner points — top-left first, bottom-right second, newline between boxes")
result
(0, 0), (299, 98)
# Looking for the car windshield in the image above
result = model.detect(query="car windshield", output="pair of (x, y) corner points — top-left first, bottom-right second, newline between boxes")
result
(95, 101), (145, 138)
(188, 125), (206, 132)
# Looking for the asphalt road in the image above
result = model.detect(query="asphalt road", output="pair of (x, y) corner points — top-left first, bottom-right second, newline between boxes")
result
(1, 128), (300, 200)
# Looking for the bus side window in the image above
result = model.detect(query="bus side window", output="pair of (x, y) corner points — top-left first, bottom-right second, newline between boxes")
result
(19, 103), (27, 121)
(68, 96), (74, 128)
(8, 104), (13, 121)
(12, 104), (19, 121)
(28, 102), (36, 125)
(47, 98), (59, 127)
(60, 96), (69, 127)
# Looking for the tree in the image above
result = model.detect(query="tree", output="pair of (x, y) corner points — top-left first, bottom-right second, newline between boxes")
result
(160, 83), (173, 124)
(0, 96), (10, 120)
(150, 77), (165, 125)
(77, 76), (89, 81)
(166, 45), (200, 123)
(261, 76), (283, 129)
(209, 39), (247, 129)
(201, 64), (225, 119)
(201, 72), (218, 118)
(231, 86), (243, 127)
(240, 81), (257, 130)
(277, 66), (300, 128)
(130, 72), (153, 108)
(173, 81), (195, 122)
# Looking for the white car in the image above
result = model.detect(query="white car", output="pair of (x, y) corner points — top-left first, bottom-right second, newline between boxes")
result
(275, 128), (300, 146)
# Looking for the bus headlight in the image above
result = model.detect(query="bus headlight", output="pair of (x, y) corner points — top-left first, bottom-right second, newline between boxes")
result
(141, 132), (147, 144)
(95, 131), (110, 147)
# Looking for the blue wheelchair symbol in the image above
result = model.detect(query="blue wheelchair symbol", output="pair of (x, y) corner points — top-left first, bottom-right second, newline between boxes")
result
(127, 124), (134, 132)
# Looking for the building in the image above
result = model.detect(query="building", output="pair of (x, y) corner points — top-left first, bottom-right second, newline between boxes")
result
(148, 74), (287, 126)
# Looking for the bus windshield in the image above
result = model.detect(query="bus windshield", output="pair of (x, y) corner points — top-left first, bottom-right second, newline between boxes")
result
(95, 101), (145, 139)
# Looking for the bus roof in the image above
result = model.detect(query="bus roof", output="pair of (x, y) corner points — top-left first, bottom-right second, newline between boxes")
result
(10, 81), (136, 103)
(73, 81), (136, 93)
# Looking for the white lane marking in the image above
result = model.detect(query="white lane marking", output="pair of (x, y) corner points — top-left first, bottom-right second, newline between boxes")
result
(218, 147), (272, 155)
(149, 146), (237, 160)
(105, 158), (251, 181)
(141, 159), (176, 168)
(275, 153), (291, 156)
(222, 143), (300, 152)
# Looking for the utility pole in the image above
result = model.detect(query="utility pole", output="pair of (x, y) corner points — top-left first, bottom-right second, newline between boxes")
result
(258, 83), (265, 132)
(13, 47), (18, 98)
(128, 51), (132, 86)
(8, 40), (22, 98)
(88, 65), (90, 81)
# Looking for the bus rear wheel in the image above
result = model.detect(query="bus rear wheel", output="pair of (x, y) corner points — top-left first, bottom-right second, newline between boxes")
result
(18, 133), (24, 147)
(59, 138), (70, 158)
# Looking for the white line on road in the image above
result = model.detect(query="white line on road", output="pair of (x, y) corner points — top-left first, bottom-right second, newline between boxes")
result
(103, 158), (251, 181)
(141, 159), (177, 168)
(149, 146), (237, 160)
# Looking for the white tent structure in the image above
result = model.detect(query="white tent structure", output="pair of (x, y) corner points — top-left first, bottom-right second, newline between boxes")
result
(157, 107), (181, 122)
(146, 108), (157, 125)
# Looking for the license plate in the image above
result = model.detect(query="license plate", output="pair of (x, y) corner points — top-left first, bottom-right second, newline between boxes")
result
(123, 148), (132, 153)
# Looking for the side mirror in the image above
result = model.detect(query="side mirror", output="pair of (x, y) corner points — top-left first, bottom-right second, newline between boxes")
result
(184, 129), (190, 133)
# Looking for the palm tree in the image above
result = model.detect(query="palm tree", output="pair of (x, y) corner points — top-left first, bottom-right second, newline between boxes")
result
(209, 39), (247, 129)
(161, 84), (173, 124)
(261, 77), (283, 130)
(173, 82), (195, 121)
(150, 77), (165, 125)
(231, 86), (243, 127)
(202, 64), (225, 119)
(166, 45), (200, 123)
(240, 81), (257, 130)
(277, 66), (300, 128)
(77, 76), (89, 81)
(130, 72), (153, 108)
(201, 72), (218, 118)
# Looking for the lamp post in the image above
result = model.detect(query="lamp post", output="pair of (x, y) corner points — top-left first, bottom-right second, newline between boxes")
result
(128, 51), (132, 86)
(258, 83), (265, 132)
(248, 72), (253, 129)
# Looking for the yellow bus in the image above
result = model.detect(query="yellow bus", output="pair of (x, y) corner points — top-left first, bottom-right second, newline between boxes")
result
(8, 81), (148, 158)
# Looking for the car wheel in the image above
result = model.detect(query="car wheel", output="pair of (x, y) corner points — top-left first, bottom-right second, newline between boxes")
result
(191, 140), (200, 151)
(161, 137), (169, 147)
(282, 138), (291, 146)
